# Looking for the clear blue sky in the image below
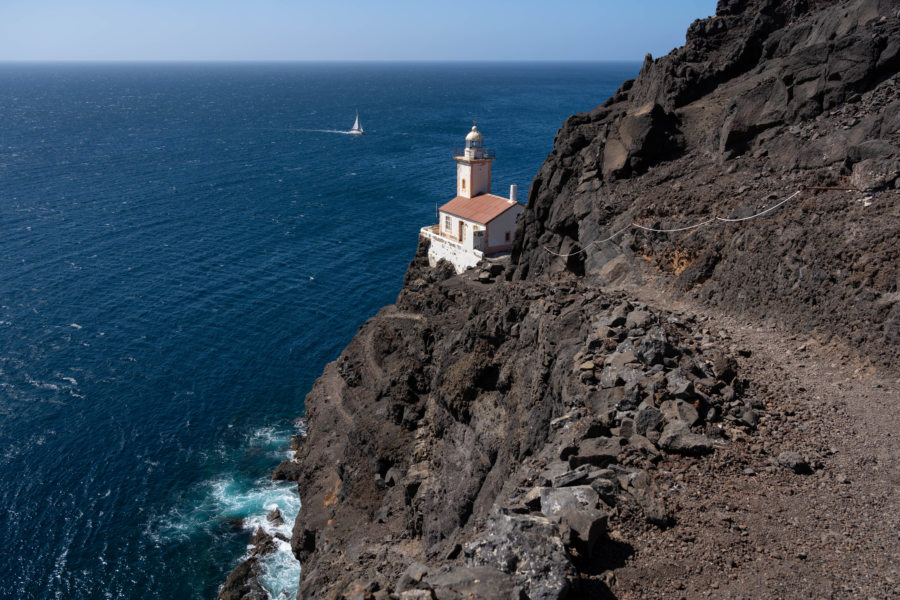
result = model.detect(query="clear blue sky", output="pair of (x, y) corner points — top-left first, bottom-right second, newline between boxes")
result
(0, 0), (718, 62)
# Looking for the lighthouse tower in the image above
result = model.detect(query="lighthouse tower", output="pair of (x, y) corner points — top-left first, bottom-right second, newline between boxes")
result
(456, 124), (493, 198)
(419, 123), (523, 273)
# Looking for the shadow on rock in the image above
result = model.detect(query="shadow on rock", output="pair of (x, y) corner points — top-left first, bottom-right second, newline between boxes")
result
(578, 537), (634, 574)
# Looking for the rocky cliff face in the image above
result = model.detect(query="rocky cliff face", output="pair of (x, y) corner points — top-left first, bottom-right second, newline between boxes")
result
(222, 1), (900, 598)
(512, 0), (899, 368)
(281, 244), (759, 599)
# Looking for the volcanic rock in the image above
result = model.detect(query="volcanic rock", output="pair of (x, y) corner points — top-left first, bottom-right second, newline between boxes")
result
(265, 1), (900, 598)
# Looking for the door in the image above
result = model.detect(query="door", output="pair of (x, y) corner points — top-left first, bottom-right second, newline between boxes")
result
(459, 221), (467, 242)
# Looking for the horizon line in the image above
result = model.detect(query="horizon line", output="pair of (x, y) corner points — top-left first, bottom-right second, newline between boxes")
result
(0, 58), (647, 65)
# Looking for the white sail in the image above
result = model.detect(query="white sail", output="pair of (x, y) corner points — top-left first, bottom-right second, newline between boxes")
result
(349, 111), (364, 135)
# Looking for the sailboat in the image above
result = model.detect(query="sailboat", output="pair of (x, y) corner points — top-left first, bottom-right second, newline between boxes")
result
(348, 111), (364, 136)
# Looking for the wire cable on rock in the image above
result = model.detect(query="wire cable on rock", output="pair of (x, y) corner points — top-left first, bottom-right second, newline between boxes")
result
(631, 218), (716, 233)
(542, 188), (806, 258)
(715, 190), (801, 223)
(541, 224), (633, 257)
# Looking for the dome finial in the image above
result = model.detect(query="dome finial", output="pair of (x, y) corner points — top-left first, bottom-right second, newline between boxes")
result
(465, 122), (483, 143)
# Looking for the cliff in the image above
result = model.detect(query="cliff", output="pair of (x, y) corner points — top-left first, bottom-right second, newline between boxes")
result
(284, 248), (763, 599)
(512, 0), (899, 368)
(221, 1), (900, 598)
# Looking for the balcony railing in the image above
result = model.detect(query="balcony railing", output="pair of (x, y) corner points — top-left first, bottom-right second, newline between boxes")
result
(419, 224), (484, 256)
(452, 145), (495, 160)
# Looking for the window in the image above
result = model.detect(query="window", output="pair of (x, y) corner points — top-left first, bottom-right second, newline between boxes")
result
(505, 231), (511, 242)
(444, 215), (451, 231)
(461, 179), (467, 192)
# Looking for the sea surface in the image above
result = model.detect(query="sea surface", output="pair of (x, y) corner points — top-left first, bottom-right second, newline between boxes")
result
(0, 62), (636, 599)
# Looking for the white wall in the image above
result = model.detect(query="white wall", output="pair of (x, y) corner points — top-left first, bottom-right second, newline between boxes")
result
(456, 160), (492, 198)
(470, 161), (491, 196)
(420, 226), (483, 273)
(485, 205), (523, 252)
(439, 211), (484, 251)
(456, 163), (472, 197)
(441, 211), (455, 237)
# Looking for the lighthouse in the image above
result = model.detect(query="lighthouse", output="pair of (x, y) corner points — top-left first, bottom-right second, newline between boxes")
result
(419, 123), (524, 273)
(456, 124), (493, 198)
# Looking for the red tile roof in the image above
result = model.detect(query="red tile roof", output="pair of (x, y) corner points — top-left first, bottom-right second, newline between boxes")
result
(439, 194), (521, 225)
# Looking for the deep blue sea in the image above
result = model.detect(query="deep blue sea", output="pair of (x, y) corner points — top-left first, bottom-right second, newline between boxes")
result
(0, 62), (636, 599)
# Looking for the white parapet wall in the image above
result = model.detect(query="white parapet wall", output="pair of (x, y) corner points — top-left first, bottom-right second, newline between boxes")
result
(420, 226), (483, 274)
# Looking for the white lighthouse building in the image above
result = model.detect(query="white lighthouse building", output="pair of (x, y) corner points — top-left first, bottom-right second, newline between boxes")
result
(420, 124), (523, 273)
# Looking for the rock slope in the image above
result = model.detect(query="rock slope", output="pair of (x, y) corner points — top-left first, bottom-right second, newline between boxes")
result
(281, 247), (769, 599)
(219, 1), (900, 598)
(512, 0), (899, 369)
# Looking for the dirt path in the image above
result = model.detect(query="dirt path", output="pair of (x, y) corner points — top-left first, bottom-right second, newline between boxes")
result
(603, 284), (900, 599)
(361, 307), (425, 386)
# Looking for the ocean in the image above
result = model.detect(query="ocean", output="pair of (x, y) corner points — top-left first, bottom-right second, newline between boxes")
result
(0, 62), (637, 599)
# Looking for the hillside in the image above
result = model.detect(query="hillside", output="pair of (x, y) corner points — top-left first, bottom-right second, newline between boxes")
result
(512, 0), (898, 369)
(218, 1), (899, 598)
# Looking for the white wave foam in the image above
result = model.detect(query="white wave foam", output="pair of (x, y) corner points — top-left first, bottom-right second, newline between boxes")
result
(211, 477), (302, 599)
(247, 424), (300, 461)
(25, 375), (60, 391)
(154, 423), (304, 598)
(247, 426), (290, 449)
(210, 478), (301, 536)
(259, 536), (302, 599)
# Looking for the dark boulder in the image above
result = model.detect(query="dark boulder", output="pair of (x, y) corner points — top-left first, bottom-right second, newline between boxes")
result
(626, 470), (670, 527)
(569, 436), (624, 468)
(851, 157), (900, 190)
(601, 103), (684, 180)
(465, 512), (574, 600)
(424, 566), (518, 600)
(217, 557), (267, 600)
(635, 406), (664, 435)
(272, 460), (303, 481)
(659, 422), (716, 455)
